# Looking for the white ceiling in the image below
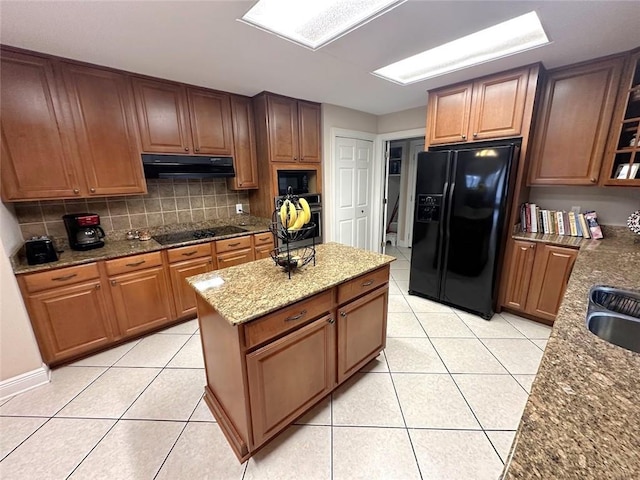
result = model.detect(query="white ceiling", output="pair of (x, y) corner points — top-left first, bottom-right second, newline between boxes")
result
(2, 1), (640, 115)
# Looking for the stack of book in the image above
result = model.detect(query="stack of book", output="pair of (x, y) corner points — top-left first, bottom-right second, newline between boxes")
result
(520, 203), (591, 238)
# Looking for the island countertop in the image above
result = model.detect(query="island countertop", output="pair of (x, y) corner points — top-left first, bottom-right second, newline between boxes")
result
(503, 232), (640, 479)
(187, 242), (395, 325)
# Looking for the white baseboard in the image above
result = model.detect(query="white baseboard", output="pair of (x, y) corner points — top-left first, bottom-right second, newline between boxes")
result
(0, 364), (50, 401)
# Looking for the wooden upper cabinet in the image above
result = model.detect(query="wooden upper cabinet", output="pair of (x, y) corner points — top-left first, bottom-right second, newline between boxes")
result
(187, 88), (233, 155)
(501, 240), (536, 312)
(267, 95), (299, 162)
(426, 65), (536, 146)
(131, 77), (192, 153)
(227, 95), (258, 189)
(427, 83), (473, 145)
(528, 56), (624, 186)
(0, 50), (81, 201)
(61, 63), (146, 196)
(298, 101), (321, 163)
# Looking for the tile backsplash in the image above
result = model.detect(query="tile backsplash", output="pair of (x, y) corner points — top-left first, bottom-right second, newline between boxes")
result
(13, 179), (250, 241)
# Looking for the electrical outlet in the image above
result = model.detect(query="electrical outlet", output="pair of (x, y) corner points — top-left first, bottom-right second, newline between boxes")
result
(571, 206), (581, 213)
(235, 203), (243, 214)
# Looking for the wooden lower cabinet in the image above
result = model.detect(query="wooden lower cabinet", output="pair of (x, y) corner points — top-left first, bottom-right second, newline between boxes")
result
(169, 257), (214, 318)
(501, 240), (578, 323)
(217, 248), (254, 268)
(24, 279), (114, 364)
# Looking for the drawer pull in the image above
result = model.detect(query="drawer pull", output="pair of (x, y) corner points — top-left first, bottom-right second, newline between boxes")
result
(125, 260), (146, 267)
(52, 273), (77, 282)
(228, 242), (241, 247)
(340, 311), (347, 317)
(219, 254), (245, 263)
(285, 310), (307, 322)
(327, 317), (335, 324)
(111, 280), (117, 286)
(182, 251), (197, 257)
(362, 279), (374, 287)
(95, 284), (101, 290)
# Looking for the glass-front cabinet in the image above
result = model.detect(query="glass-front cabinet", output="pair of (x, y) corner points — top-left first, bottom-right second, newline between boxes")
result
(603, 49), (640, 185)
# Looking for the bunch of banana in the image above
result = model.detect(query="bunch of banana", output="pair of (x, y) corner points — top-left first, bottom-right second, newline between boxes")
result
(279, 198), (312, 231)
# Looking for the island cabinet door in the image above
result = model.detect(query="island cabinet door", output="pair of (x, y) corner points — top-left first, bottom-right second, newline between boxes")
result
(246, 314), (336, 448)
(337, 286), (388, 384)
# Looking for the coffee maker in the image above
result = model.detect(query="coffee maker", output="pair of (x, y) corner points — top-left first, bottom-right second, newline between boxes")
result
(63, 213), (106, 251)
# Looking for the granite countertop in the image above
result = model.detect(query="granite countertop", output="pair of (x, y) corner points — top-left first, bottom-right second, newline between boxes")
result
(503, 232), (640, 479)
(12, 216), (271, 275)
(512, 231), (585, 248)
(187, 242), (396, 325)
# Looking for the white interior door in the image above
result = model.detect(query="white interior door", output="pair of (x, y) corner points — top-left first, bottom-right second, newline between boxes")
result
(335, 137), (374, 250)
(403, 139), (424, 247)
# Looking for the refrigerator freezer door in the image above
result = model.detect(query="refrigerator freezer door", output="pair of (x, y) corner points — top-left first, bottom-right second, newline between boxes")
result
(440, 145), (514, 318)
(409, 151), (452, 299)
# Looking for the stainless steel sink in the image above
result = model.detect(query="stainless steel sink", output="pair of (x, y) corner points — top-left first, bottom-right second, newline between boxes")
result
(586, 285), (640, 354)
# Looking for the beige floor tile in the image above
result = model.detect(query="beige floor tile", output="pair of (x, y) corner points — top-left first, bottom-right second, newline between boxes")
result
(158, 318), (199, 335)
(0, 416), (48, 460)
(333, 426), (420, 480)
(481, 339), (544, 374)
(410, 429), (503, 480)
(0, 366), (105, 417)
(294, 396), (331, 426)
(166, 335), (204, 368)
(359, 352), (388, 372)
(532, 339), (548, 350)
(391, 259), (410, 271)
(189, 397), (216, 422)
(392, 373), (480, 429)
(405, 295), (454, 313)
(123, 369), (205, 421)
(486, 430), (517, 462)
(0, 418), (113, 480)
(69, 419), (184, 479)
(431, 338), (507, 374)
(453, 374), (529, 430)
(388, 294), (412, 313)
(396, 280), (410, 293)
(332, 372), (404, 427)
(385, 338), (447, 373)
(391, 269), (410, 282)
(156, 422), (245, 479)
(457, 312), (525, 338)
(501, 312), (552, 339)
(386, 312), (427, 337)
(69, 340), (140, 367)
(56, 367), (160, 418)
(388, 279), (402, 295)
(114, 334), (190, 367)
(244, 425), (330, 480)
(416, 312), (475, 338)
(513, 374), (536, 393)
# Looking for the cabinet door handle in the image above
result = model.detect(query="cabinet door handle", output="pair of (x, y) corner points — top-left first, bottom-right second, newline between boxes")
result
(293, 156), (298, 161)
(228, 242), (241, 247)
(472, 132), (478, 138)
(73, 188), (80, 194)
(184, 147), (189, 152)
(362, 279), (374, 287)
(340, 311), (347, 317)
(327, 317), (335, 324)
(126, 260), (146, 267)
(52, 273), (77, 282)
(529, 244), (534, 249)
(285, 309), (307, 322)
(461, 134), (467, 140)
(95, 284), (101, 290)
(195, 147), (200, 152)
(182, 251), (197, 257)
(590, 177), (596, 183)
(90, 187), (96, 193)
(111, 280), (117, 286)
(301, 157), (304, 161)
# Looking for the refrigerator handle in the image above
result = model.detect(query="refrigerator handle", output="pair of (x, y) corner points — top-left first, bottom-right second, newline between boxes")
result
(440, 155), (457, 285)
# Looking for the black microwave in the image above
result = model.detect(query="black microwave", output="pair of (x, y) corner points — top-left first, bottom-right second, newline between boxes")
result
(277, 170), (310, 195)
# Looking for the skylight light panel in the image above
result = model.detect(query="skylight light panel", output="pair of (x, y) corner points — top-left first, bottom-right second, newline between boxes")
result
(373, 11), (550, 85)
(240, 0), (406, 50)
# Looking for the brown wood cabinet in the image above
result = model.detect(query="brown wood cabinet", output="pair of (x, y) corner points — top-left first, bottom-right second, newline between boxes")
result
(227, 95), (258, 190)
(528, 56), (624, 185)
(169, 257), (214, 318)
(132, 77), (233, 156)
(427, 66), (535, 146)
(253, 232), (274, 260)
(501, 240), (578, 323)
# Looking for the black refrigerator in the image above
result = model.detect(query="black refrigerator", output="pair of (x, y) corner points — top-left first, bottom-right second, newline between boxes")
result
(408, 142), (518, 319)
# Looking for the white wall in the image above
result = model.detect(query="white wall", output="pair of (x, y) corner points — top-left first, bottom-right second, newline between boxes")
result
(0, 202), (43, 381)
(377, 106), (426, 134)
(529, 186), (640, 226)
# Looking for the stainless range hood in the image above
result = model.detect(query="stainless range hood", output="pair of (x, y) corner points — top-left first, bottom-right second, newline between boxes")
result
(142, 154), (235, 179)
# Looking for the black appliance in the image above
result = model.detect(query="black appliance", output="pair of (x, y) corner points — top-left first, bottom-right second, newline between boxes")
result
(277, 170), (310, 195)
(25, 236), (58, 265)
(63, 213), (105, 251)
(273, 193), (322, 247)
(152, 226), (247, 246)
(408, 142), (519, 319)
(142, 154), (235, 179)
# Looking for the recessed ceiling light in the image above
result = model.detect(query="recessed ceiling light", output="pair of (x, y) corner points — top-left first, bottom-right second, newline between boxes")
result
(239, 0), (406, 51)
(373, 11), (550, 85)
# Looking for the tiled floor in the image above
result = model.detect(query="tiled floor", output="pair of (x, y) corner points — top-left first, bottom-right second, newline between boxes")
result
(0, 245), (552, 479)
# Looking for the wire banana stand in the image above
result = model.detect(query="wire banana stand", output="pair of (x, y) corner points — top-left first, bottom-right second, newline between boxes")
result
(270, 189), (317, 279)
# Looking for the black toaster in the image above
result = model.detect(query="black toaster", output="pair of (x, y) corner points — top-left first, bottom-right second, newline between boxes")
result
(25, 236), (59, 265)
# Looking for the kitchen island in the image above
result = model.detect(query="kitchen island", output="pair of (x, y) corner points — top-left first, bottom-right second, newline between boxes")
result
(503, 229), (640, 479)
(187, 242), (395, 461)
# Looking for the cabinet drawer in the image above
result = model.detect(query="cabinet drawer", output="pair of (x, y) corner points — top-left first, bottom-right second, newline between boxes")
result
(244, 289), (334, 349)
(22, 263), (100, 293)
(217, 248), (254, 269)
(215, 235), (252, 254)
(167, 243), (212, 263)
(253, 232), (273, 247)
(105, 251), (163, 276)
(337, 265), (390, 305)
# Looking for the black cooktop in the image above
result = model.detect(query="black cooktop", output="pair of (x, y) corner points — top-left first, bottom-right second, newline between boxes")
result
(152, 226), (247, 245)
